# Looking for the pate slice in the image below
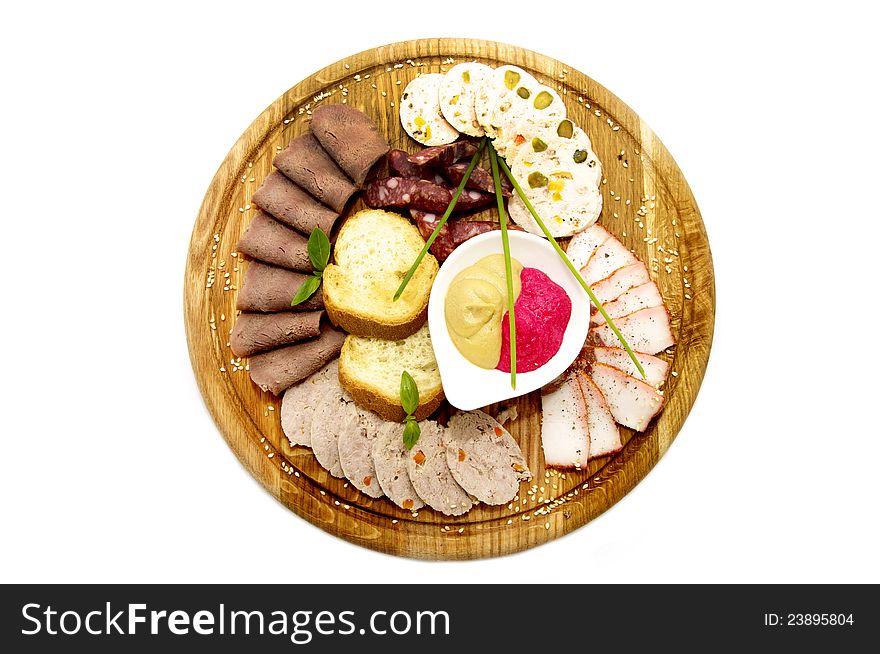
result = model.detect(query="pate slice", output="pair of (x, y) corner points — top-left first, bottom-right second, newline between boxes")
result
(371, 422), (425, 512)
(400, 73), (459, 146)
(406, 421), (473, 516)
(439, 61), (494, 137)
(445, 410), (531, 506)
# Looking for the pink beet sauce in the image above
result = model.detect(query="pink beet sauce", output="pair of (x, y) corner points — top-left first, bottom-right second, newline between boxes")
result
(497, 267), (572, 373)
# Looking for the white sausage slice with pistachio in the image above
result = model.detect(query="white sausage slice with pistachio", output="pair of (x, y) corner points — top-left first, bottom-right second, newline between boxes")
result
(439, 62), (494, 137)
(400, 73), (459, 146)
(474, 65), (538, 145)
(507, 129), (603, 238)
(495, 85), (569, 160)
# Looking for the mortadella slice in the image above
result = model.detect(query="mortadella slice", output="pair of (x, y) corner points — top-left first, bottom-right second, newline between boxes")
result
(229, 311), (324, 357)
(248, 322), (346, 396)
(236, 262), (323, 313)
(310, 104), (390, 186)
(252, 171), (339, 236)
(273, 133), (357, 213)
(236, 211), (311, 272)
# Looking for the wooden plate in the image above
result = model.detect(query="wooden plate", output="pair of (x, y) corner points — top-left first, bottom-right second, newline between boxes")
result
(184, 38), (715, 560)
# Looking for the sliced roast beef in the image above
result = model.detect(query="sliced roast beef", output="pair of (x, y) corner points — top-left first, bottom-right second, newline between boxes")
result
(229, 311), (323, 357)
(247, 322), (346, 395)
(236, 262), (323, 312)
(252, 171), (338, 236)
(273, 133), (357, 213)
(236, 211), (311, 272)
(309, 104), (390, 186)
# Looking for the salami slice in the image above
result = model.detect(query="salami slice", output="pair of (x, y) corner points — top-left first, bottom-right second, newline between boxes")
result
(387, 150), (449, 186)
(363, 177), (492, 213)
(407, 140), (478, 167)
(410, 210), (520, 262)
(444, 162), (512, 197)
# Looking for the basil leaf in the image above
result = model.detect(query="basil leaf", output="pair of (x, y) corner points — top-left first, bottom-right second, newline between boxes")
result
(402, 417), (420, 450)
(399, 371), (419, 416)
(308, 227), (331, 272)
(290, 274), (321, 306)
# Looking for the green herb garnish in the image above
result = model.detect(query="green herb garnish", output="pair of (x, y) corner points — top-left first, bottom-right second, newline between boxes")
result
(497, 156), (648, 380)
(393, 138), (488, 301)
(400, 371), (420, 449)
(290, 227), (331, 306)
(488, 144), (517, 390)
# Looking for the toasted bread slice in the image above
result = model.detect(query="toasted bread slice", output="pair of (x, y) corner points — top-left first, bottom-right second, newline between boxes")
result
(339, 323), (444, 422)
(323, 209), (438, 340)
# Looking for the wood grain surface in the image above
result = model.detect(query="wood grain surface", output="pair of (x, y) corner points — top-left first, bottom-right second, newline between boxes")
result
(183, 38), (715, 560)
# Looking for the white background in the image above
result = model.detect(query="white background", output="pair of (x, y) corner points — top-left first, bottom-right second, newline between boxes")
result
(2, 1), (877, 584)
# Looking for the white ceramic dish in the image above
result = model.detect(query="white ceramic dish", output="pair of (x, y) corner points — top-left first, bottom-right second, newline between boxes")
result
(427, 230), (590, 410)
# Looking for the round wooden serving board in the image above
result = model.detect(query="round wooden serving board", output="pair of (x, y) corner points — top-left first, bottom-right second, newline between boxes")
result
(184, 38), (715, 560)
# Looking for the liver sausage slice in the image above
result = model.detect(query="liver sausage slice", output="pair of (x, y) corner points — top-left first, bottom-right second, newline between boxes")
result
(236, 261), (323, 312)
(310, 105), (390, 186)
(281, 360), (339, 447)
(252, 171), (339, 235)
(274, 133), (357, 213)
(236, 211), (311, 272)
(406, 421), (473, 516)
(310, 386), (357, 478)
(229, 311), (323, 357)
(338, 409), (385, 498)
(371, 422), (425, 511)
(445, 410), (531, 506)
(247, 322), (345, 395)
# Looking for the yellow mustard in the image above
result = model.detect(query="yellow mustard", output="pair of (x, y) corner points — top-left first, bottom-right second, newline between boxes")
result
(444, 254), (523, 368)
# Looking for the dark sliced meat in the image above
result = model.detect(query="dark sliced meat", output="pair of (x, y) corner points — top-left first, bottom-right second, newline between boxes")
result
(408, 140), (478, 167)
(229, 311), (324, 357)
(273, 133), (357, 213)
(236, 211), (311, 272)
(310, 104), (390, 186)
(387, 150), (450, 186)
(410, 210), (524, 262)
(388, 149), (428, 179)
(444, 162), (512, 197)
(364, 177), (492, 213)
(248, 322), (346, 396)
(236, 261), (323, 312)
(252, 171), (338, 236)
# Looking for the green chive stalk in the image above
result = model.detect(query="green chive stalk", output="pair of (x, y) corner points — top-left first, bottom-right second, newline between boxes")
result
(488, 145), (517, 389)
